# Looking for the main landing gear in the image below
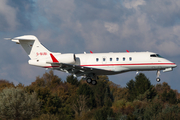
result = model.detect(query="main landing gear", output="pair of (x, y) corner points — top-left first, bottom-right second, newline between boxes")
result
(156, 70), (161, 82)
(86, 78), (97, 85)
(85, 74), (97, 85)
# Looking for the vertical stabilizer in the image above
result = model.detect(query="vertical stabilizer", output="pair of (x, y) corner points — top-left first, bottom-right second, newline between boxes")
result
(11, 35), (50, 59)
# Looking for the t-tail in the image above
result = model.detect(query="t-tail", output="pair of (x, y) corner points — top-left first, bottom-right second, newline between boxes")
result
(8, 35), (76, 68)
(10, 35), (50, 60)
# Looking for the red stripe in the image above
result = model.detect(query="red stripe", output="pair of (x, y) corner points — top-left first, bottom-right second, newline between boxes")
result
(80, 63), (176, 67)
(44, 66), (59, 68)
(43, 63), (176, 68)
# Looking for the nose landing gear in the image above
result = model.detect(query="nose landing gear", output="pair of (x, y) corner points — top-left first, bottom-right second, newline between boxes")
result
(156, 70), (161, 82)
(156, 77), (161, 82)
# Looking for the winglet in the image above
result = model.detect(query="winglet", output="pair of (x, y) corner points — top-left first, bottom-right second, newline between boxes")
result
(126, 50), (129, 53)
(50, 53), (59, 63)
(90, 51), (93, 53)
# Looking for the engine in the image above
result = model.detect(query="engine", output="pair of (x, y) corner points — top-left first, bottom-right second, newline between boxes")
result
(28, 53), (76, 67)
(55, 53), (76, 64)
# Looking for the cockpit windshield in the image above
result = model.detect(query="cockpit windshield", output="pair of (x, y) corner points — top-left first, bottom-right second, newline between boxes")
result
(150, 54), (163, 58)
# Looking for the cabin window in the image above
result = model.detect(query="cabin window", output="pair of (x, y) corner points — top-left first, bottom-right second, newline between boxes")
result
(96, 58), (99, 62)
(110, 58), (112, 61)
(129, 57), (132, 61)
(123, 57), (125, 61)
(116, 57), (119, 61)
(103, 58), (106, 61)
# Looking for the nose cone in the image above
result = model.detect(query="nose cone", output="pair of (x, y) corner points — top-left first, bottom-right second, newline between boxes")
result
(162, 62), (177, 72)
(163, 58), (177, 68)
(168, 60), (177, 68)
(172, 63), (177, 68)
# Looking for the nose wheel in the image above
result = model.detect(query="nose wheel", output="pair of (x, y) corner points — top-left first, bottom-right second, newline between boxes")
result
(156, 77), (161, 82)
(156, 70), (161, 82)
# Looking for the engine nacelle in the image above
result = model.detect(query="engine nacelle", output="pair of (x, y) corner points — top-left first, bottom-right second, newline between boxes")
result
(55, 53), (76, 64)
(29, 53), (76, 67)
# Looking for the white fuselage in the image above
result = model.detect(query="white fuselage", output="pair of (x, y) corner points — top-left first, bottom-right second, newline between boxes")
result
(29, 51), (176, 76)
(73, 52), (176, 75)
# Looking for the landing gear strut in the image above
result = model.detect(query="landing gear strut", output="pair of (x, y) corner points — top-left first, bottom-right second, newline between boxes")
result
(156, 70), (161, 82)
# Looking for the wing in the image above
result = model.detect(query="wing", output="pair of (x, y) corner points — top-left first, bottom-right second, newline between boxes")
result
(47, 53), (115, 77)
(47, 62), (112, 77)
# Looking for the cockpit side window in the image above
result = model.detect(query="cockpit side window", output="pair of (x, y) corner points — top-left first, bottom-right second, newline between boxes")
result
(156, 54), (163, 58)
(150, 54), (157, 57)
(150, 54), (163, 58)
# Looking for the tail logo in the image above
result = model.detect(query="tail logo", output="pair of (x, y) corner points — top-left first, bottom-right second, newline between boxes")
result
(36, 52), (48, 56)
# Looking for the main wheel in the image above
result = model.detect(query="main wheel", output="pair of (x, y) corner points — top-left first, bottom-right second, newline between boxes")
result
(91, 80), (97, 85)
(156, 78), (161, 82)
(86, 78), (92, 84)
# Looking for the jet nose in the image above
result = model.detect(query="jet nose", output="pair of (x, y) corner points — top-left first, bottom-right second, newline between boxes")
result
(172, 63), (177, 68)
(169, 62), (177, 68)
(165, 59), (177, 68)
(162, 62), (177, 72)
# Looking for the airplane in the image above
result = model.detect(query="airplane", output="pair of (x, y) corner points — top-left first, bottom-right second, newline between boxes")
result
(7, 35), (177, 85)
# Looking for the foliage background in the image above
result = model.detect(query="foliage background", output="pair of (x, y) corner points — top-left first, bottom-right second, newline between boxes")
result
(0, 71), (180, 120)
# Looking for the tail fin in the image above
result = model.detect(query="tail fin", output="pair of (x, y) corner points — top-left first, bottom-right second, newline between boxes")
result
(11, 35), (50, 59)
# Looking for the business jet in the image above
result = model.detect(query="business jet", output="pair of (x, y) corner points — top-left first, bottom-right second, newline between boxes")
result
(7, 35), (177, 85)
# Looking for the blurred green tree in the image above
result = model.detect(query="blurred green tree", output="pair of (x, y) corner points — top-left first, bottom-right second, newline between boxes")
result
(0, 79), (14, 91)
(162, 89), (177, 104)
(94, 106), (114, 120)
(155, 105), (180, 119)
(77, 83), (96, 109)
(36, 87), (61, 114)
(93, 76), (112, 107)
(0, 88), (40, 120)
(66, 75), (79, 86)
(126, 73), (154, 101)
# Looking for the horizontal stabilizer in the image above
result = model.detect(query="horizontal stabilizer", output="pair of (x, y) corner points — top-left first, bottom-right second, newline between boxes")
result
(4, 38), (20, 44)
(7, 35), (37, 44)
(12, 35), (37, 41)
